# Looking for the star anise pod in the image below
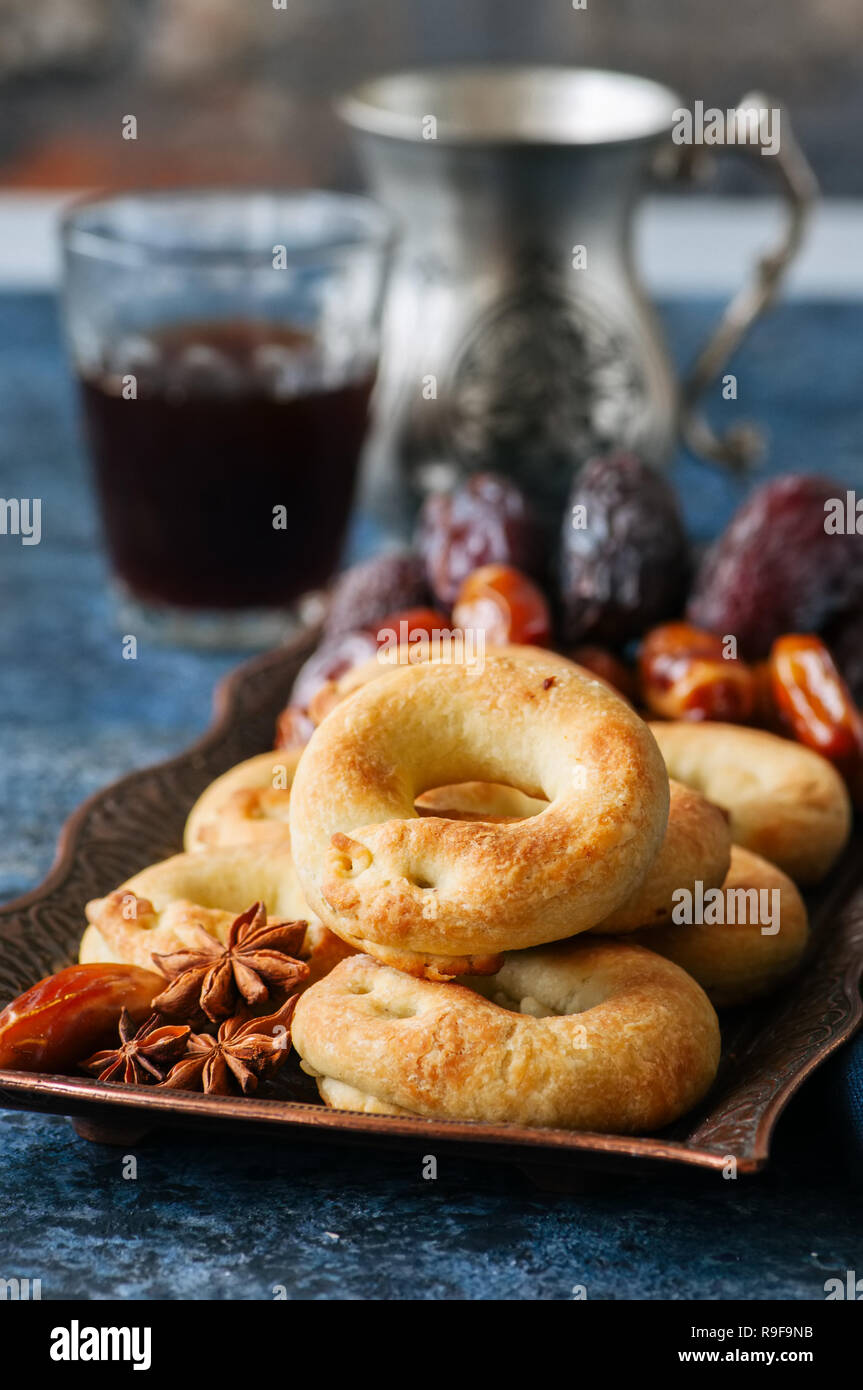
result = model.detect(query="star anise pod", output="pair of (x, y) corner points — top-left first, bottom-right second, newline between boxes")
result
(80, 1009), (191, 1085)
(160, 997), (298, 1097)
(151, 902), (309, 1023)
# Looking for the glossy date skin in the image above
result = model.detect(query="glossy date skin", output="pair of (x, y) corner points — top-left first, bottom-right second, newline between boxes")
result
(0, 963), (164, 1073)
(638, 622), (756, 722)
(452, 564), (552, 648)
(769, 634), (863, 806)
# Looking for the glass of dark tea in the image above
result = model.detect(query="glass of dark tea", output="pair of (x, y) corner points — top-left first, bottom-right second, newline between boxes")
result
(61, 191), (394, 646)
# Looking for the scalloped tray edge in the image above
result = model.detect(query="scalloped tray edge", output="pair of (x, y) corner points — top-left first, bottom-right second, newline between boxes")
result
(1, 635), (862, 1177)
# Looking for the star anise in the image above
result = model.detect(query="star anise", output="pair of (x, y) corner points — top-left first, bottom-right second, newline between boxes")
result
(160, 997), (298, 1097)
(151, 902), (309, 1023)
(80, 1010), (191, 1085)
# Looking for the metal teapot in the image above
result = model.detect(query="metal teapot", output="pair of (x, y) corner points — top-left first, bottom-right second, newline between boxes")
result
(339, 65), (817, 526)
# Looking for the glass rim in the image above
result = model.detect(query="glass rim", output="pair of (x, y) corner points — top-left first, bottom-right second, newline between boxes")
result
(60, 187), (398, 268)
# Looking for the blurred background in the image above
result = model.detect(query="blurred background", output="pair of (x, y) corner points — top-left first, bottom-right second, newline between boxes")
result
(1, 0), (861, 893)
(0, 0), (860, 195)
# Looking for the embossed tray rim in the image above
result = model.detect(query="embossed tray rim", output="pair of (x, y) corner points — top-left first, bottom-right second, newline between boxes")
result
(1, 636), (862, 1176)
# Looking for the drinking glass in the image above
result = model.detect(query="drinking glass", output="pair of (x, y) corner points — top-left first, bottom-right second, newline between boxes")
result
(61, 190), (394, 646)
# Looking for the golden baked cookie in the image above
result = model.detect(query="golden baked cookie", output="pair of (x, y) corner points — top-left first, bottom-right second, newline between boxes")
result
(78, 846), (354, 991)
(293, 939), (720, 1132)
(289, 651), (670, 979)
(418, 778), (731, 934)
(308, 643), (585, 726)
(184, 750), (300, 852)
(594, 780), (731, 933)
(624, 844), (809, 1007)
(649, 720), (851, 884)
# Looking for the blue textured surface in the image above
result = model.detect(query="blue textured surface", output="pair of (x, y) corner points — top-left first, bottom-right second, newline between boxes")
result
(0, 292), (861, 1300)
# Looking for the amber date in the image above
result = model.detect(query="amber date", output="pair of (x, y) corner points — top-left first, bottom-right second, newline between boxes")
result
(639, 622), (756, 722)
(769, 633), (863, 804)
(373, 606), (452, 644)
(0, 963), (165, 1073)
(452, 564), (552, 647)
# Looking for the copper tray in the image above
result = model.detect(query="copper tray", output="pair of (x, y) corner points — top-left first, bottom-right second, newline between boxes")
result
(1, 633), (862, 1176)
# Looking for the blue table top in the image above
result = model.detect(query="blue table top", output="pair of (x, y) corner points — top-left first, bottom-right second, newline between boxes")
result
(1, 291), (861, 1300)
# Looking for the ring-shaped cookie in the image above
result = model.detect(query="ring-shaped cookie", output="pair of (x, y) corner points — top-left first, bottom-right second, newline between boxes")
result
(594, 780), (731, 933)
(649, 721), (851, 884)
(79, 847), (354, 991)
(289, 652), (670, 978)
(308, 643), (593, 727)
(418, 778), (731, 934)
(292, 939), (720, 1132)
(622, 845), (809, 1007)
(184, 750), (301, 851)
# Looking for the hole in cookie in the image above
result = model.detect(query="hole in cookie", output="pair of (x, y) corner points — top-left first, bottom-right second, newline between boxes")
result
(345, 981), (372, 995)
(407, 874), (435, 891)
(468, 982), (560, 1018)
(343, 855), (370, 876)
(329, 834), (373, 878)
(414, 781), (547, 822)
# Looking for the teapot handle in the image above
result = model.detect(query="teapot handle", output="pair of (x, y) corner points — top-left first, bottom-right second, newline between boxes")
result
(659, 93), (819, 469)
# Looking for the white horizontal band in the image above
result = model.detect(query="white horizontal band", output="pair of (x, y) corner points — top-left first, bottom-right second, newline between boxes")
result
(0, 191), (859, 297)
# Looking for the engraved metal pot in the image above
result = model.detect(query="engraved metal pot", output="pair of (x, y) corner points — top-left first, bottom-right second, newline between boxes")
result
(339, 65), (817, 527)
